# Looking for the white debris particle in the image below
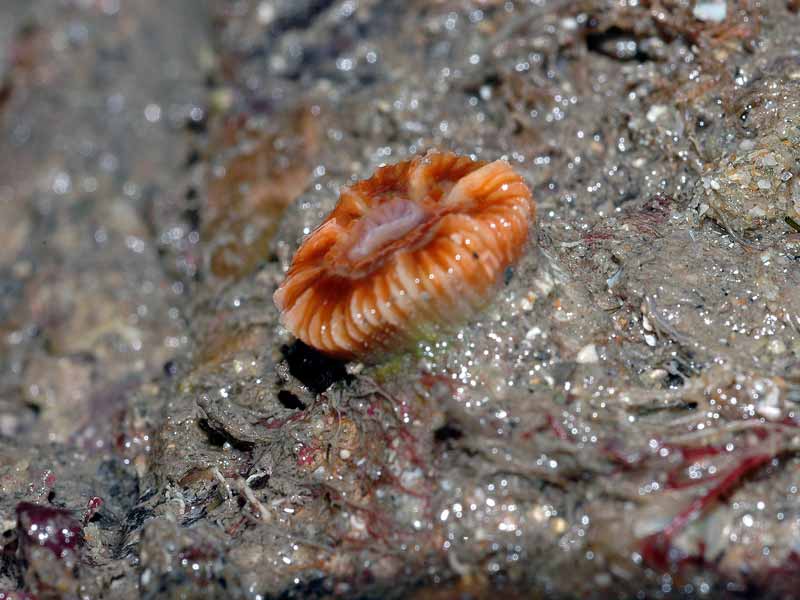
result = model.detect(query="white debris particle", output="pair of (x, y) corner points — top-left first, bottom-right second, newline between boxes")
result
(768, 339), (786, 354)
(576, 344), (599, 364)
(738, 138), (756, 151)
(350, 514), (366, 532)
(756, 179), (772, 190)
(646, 105), (668, 123)
(606, 268), (623, 289)
(498, 519), (517, 532)
(52, 171), (72, 194)
(534, 270), (555, 295)
(646, 368), (668, 381)
(755, 378), (781, 420)
(756, 179), (771, 190)
(693, 1), (727, 23)
(561, 17), (578, 30)
(525, 326), (543, 340)
(144, 103), (162, 122)
(256, 2), (275, 24)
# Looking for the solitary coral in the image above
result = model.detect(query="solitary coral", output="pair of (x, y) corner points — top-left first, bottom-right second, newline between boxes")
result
(274, 151), (535, 361)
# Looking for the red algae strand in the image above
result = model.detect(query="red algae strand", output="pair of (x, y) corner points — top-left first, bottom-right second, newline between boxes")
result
(274, 150), (535, 361)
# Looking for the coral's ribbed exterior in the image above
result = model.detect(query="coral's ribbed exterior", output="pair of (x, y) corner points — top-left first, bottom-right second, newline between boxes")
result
(273, 151), (535, 361)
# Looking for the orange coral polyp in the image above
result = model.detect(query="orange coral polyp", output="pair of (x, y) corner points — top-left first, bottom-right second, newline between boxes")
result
(274, 151), (535, 361)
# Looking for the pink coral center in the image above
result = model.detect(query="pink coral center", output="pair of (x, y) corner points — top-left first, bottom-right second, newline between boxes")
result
(346, 198), (428, 262)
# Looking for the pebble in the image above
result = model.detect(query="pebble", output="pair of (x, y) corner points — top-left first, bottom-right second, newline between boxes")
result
(767, 339), (786, 355)
(693, 1), (727, 23)
(576, 344), (599, 364)
(646, 105), (668, 123)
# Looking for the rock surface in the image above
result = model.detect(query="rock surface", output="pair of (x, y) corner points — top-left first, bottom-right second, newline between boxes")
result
(2, 1), (800, 598)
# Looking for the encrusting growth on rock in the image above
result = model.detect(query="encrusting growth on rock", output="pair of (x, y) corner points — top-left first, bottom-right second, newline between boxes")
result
(274, 150), (535, 361)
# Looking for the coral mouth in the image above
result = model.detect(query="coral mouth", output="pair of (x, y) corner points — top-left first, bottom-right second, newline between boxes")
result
(346, 198), (429, 262)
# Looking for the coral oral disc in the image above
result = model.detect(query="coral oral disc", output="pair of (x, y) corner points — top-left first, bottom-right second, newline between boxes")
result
(274, 151), (535, 361)
(346, 199), (428, 262)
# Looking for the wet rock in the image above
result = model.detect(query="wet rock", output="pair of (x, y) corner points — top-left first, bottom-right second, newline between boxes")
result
(692, 72), (800, 234)
(203, 107), (319, 285)
(5, 0), (800, 598)
(693, 140), (798, 233)
(15, 502), (83, 598)
(21, 355), (92, 443)
(138, 517), (245, 600)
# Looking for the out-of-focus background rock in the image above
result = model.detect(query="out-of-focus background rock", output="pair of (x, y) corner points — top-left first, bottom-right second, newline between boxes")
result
(2, 1), (800, 598)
